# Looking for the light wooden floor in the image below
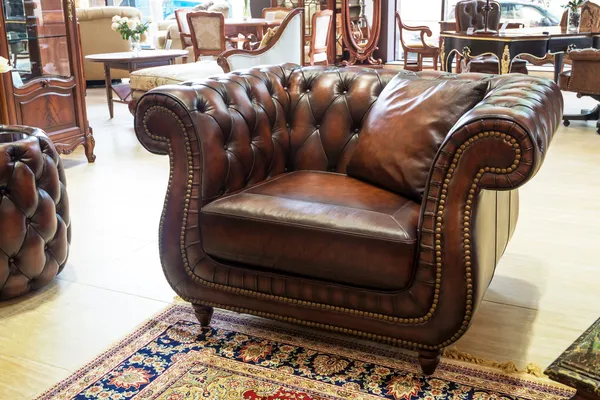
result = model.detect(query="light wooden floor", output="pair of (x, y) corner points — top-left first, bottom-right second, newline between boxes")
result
(1, 84), (599, 399)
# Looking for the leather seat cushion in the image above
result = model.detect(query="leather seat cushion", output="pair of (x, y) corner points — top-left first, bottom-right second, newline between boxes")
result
(201, 171), (420, 291)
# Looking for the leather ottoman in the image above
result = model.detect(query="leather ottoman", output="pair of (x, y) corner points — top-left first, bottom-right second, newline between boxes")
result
(0, 126), (71, 300)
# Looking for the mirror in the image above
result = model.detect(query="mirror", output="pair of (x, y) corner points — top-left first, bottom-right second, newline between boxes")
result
(3, 0), (72, 88)
(341, 0), (380, 65)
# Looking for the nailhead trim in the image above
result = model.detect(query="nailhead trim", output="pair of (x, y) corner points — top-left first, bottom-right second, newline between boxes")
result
(143, 104), (520, 349)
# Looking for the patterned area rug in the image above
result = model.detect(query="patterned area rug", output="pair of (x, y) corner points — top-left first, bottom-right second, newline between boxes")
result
(36, 305), (573, 399)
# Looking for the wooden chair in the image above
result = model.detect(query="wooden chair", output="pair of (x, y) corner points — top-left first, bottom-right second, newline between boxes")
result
(396, 12), (439, 71)
(175, 9), (194, 51)
(455, 0), (527, 74)
(186, 11), (227, 62)
(305, 9), (333, 66)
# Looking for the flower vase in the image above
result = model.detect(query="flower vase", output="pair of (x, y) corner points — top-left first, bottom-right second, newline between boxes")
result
(130, 36), (141, 56)
(568, 8), (580, 33)
(242, 0), (251, 20)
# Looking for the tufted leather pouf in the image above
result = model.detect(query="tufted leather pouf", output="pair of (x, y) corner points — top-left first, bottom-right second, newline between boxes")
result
(0, 126), (70, 300)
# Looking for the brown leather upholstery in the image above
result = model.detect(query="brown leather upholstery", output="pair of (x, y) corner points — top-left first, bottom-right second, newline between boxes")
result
(135, 64), (563, 374)
(0, 127), (70, 300)
(455, 0), (528, 75)
(202, 171), (420, 291)
(347, 75), (489, 201)
(560, 48), (600, 95)
(455, 0), (500, 31)
(559, 48), (600, 133)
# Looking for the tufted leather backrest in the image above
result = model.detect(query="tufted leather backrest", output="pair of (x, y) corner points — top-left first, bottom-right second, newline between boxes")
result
(286, 67), (402, 173)
(455, 0), (500, 31)
(0, 127), (70, 299)
(143, 65), (559, 205)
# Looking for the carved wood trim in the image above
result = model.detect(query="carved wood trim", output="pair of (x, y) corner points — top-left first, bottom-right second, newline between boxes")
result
(341, 0), (382, 65)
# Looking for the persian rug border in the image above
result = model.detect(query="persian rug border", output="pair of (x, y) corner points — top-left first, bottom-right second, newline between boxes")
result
(34, 304), (574, 399)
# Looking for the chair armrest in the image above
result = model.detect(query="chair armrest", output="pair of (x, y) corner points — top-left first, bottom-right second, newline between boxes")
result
(415, 73), (562, 341)
(568, 48), (600, 61)
(134, 64), (297, 292)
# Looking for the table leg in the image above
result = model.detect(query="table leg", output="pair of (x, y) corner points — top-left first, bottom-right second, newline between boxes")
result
(103, 63), (114, 119)
(554, 53), (564, 84)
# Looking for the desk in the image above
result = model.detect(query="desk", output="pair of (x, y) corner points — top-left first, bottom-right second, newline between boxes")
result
(441, 28), (600, 82)
(86, 50), (187, 118)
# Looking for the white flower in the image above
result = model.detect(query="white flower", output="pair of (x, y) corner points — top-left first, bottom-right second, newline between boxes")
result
(111, 22), (119, 31)
(126, 19), (137, 29)
(120, 16), (129, 23)
(0, 56), (12, 73)
(112, 15), (121, 22)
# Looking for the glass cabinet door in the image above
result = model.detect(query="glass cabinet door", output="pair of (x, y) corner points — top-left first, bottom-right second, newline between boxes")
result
(4, 0), (71, 88)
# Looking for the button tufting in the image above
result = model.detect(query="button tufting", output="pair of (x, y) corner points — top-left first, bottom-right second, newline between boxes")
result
(354, 128), (359, 133)
(223, 145), (228, 150)
(316, 125), (320, 129)
(306, 89), (310, 93)
(343, 90), (347, 94)
(0, 187), (6, 196)
(8, 258), (14, 264)
(26, 218), (31, 224)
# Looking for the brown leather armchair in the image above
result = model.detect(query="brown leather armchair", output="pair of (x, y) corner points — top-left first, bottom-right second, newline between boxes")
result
(135, 64), (563, 375)
(455, 0), (528, 74)
(560, 48), (600, 134)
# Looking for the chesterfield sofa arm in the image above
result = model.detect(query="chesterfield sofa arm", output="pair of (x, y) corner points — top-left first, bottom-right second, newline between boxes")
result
(135, 65), (563, 375)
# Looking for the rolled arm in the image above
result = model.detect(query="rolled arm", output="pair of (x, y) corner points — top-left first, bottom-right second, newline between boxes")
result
(414, 74), (563, 345)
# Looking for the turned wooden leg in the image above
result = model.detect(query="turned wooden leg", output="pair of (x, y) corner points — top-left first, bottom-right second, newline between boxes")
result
(418, 349), (442, 375)
(192, 304), (214, 327)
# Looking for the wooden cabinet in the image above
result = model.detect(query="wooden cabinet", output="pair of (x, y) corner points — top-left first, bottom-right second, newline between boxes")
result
(0, 0), (95, 161)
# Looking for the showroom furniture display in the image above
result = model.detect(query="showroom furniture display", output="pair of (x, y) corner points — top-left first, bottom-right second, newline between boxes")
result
(0, 0), (95, 162)
(86, 49), (187, 118)
(129, 9), (303, 113)
(77, 7), (142, 82)
(217, 9), (302, 72)
(0, 126), (70, 300)
(340, 0), (381, 65)
(546, 318), (600, 400)
(396, 11), (439, 71)
(134, 63), (563, 375)
(304, 9), (333, 65)
(186, 11), (226, 62)
(559, 48), (600, 134)
(441, 27), (600, 83)
(452, 0), (528, 75)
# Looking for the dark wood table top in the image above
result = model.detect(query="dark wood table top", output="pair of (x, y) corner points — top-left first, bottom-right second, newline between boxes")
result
(85, 50), (188, 63)
(545, 318), (600, 399)
(441, 27), (600, 42)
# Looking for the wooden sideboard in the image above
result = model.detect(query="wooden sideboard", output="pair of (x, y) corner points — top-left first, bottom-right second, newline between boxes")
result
(0, 0), (95, 162)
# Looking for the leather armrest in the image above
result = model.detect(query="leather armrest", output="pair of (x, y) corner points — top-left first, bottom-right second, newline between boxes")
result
(134, 64), (298, 293)
(567, 48), (600, 61)
(135, 63), (299, 205)
(415, 74), (563, 339)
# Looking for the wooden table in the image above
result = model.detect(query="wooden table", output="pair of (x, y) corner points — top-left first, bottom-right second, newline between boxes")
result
(225, 18), (281, 40)
(86, 50), (188, 118)
(440, 27), (600, 83)
(545, 318), (600, 400)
